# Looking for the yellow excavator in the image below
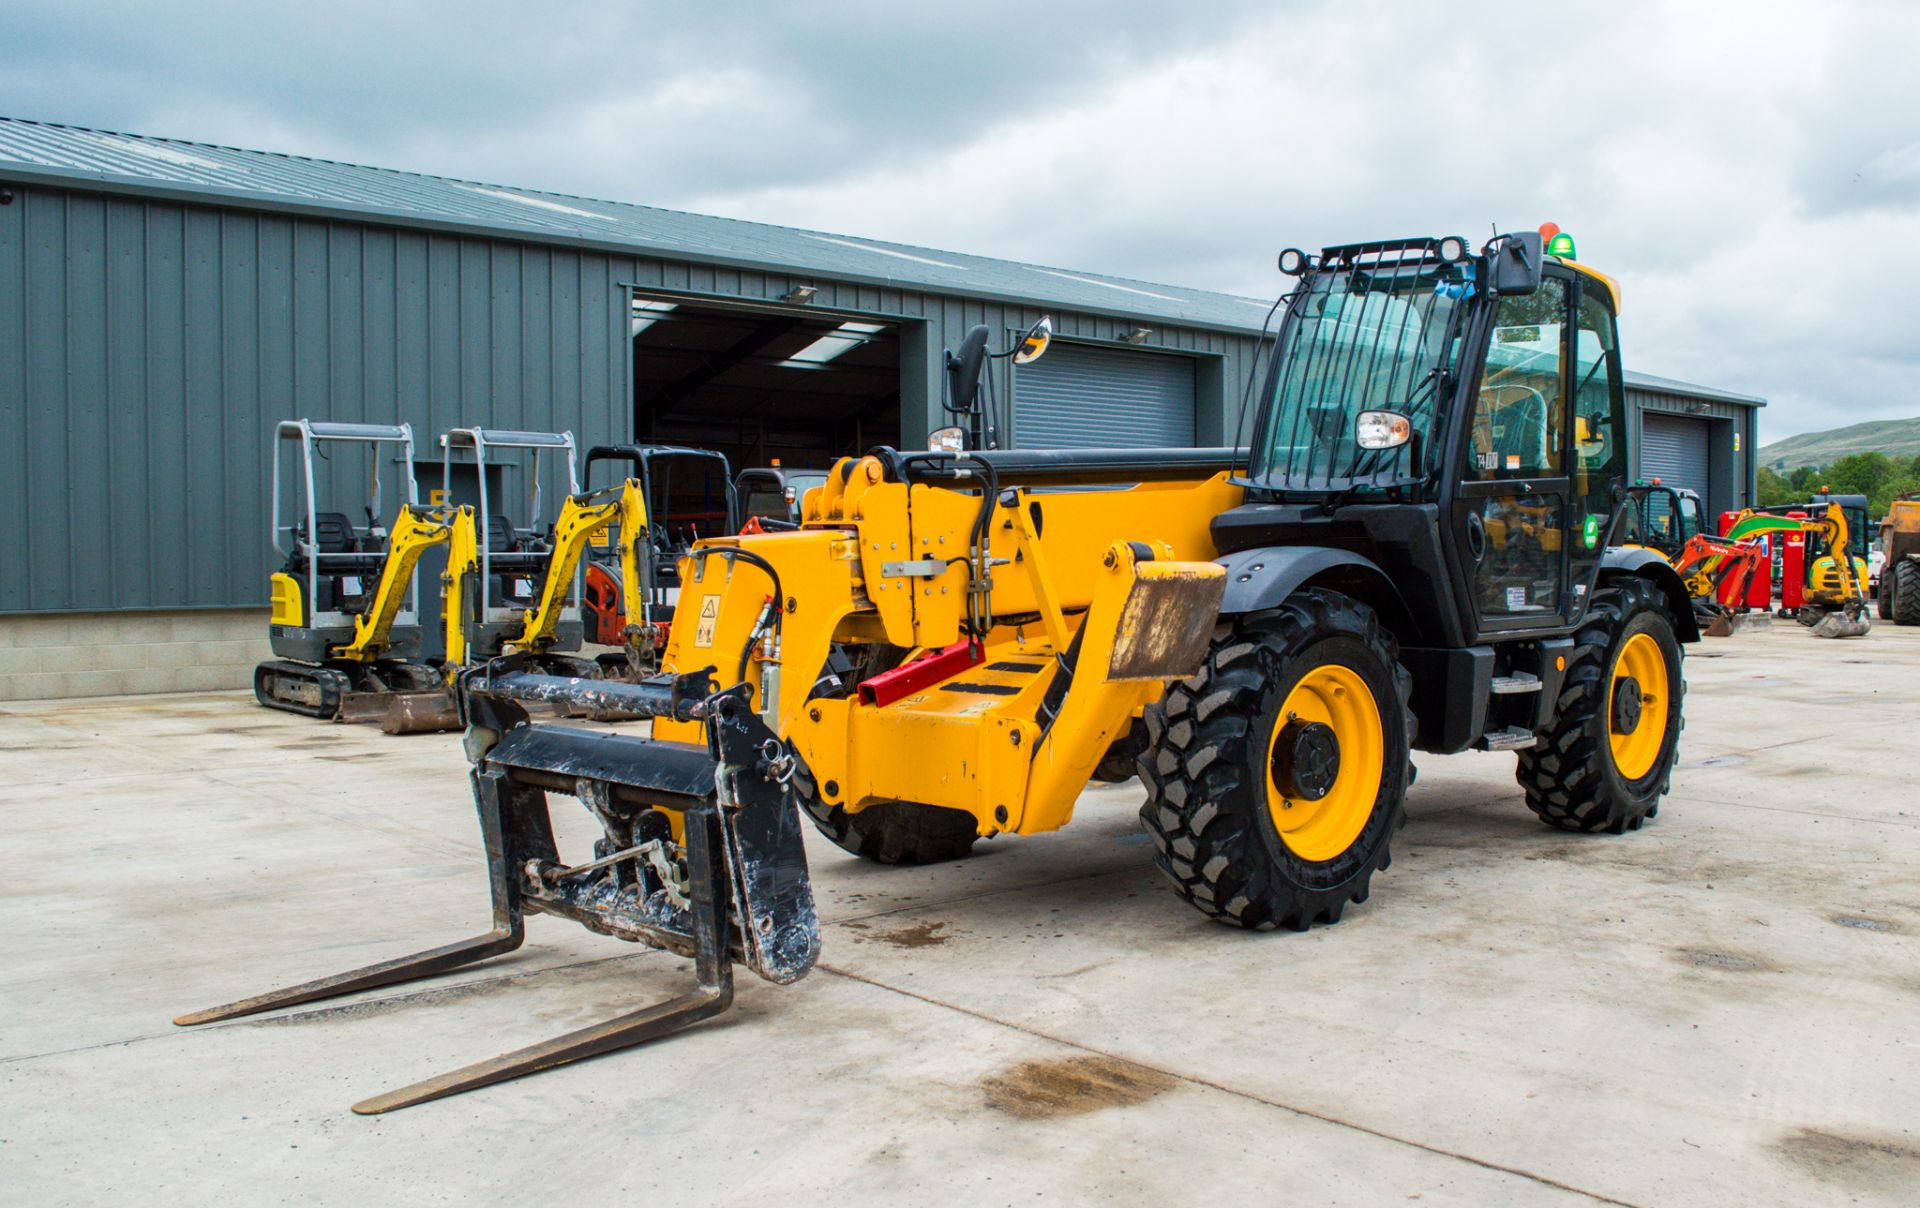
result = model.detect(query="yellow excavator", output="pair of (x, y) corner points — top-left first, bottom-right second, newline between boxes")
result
(382, 429), (662, 733)
(186, 229), (1704, 1114)
(1750, 496), (1872, 638)
(254, 421), (452, 720)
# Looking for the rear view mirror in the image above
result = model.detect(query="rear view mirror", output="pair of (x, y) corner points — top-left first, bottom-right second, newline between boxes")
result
(1490, 231), (1544, 295)
(1012, 315), (1052, 365)
(944, 324), (991, 416)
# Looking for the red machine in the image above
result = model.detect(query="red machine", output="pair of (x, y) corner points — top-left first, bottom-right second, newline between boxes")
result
(1718, 511), (1772, 609)
(1778, 510), (1809, 611)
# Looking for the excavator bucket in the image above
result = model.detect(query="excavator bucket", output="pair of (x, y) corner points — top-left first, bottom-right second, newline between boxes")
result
(175, 659), (819, 1113)
(379, 689), (462, 734)
(1702, 610), (1771, 638)
(1808, 603), (1871, 639)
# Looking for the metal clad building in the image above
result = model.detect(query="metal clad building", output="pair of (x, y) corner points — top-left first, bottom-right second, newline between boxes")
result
(0, 118), (1269, 624)
(1625, 371), (1765, 521)
(0, 117), (1762, 698)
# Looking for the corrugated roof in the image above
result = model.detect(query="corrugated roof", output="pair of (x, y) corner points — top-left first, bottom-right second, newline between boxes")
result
(0, 119), (1769, 406)
(0, 116), (1275, 332)
(1624, 370), (1766, 408)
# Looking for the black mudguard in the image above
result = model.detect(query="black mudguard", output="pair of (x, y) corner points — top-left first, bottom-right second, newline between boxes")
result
(1216, 545), (1411, 623)
(1600, 548), (1702, 643)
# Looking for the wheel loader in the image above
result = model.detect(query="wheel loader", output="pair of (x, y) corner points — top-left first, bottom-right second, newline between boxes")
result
(182, 229), (1699, 1114)
(253, 420), (451, 720)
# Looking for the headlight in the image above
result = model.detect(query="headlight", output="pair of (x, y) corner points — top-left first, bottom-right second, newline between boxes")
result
(1355, 410), (1413, 450)
(928, 426), (967, 454)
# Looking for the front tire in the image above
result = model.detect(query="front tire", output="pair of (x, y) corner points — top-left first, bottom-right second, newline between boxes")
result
(1892, 559), (1920, 626)
(1517, 575), (1683, 833)
(1137, 589), (1413, 931)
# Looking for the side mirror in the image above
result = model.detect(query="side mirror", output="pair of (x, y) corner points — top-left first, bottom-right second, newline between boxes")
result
(1012, 315), (1052, 365)
(944, 324), (991, 416)
(1489, 231), (1544, 295)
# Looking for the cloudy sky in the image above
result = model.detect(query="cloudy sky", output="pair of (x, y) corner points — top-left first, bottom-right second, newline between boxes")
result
(5, 0), (1916, 440)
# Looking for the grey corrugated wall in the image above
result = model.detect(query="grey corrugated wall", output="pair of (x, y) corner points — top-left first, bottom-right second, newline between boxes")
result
(1627, 385), (1760, 518)
(0, 182), (1264, 613)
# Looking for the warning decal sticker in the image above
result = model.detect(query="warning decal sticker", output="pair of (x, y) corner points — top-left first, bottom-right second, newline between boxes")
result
(694, 595), (721, 647)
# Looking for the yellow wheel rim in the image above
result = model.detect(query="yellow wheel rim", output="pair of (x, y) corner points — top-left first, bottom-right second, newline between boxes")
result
(1265, 664), (1384, 862)
(1608, 632), (1670, 781)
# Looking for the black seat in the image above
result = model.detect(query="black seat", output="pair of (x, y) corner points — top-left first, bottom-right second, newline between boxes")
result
(298, 511), (359, 553)
(484, 514), (548, 605)
(486, 514), (520, 553)
(286, 512), (384, 617)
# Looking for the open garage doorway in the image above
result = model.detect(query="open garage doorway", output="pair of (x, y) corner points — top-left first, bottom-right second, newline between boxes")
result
(628, 293), (902, 485)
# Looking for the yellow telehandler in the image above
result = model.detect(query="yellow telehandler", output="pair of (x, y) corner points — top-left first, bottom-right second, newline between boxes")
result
(184, 229), (1698, 1114)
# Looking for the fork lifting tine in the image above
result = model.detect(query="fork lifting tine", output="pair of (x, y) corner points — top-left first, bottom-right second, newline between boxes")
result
(172, 929), (524, 1026)
(175, 767), (528, 1028)
(351, 799), (734, 1115)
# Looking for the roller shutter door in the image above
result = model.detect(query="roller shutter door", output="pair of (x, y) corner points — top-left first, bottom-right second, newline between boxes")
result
(1640, 412), (1711, 502)
(1014, 344), (1196, 448)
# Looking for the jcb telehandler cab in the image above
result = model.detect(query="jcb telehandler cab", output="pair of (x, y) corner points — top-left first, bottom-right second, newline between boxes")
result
(184, 230), (1697, 1114)
(254, 420), (449, 720)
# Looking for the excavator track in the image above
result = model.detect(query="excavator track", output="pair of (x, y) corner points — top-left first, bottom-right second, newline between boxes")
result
(253, 660), (352, 719)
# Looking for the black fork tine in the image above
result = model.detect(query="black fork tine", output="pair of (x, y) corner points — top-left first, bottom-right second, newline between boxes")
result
(350, 804), (733, 1115)
(175, 768), (529, 1027)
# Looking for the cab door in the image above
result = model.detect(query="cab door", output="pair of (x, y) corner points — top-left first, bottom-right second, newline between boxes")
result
(1451, 273), (1574, 637)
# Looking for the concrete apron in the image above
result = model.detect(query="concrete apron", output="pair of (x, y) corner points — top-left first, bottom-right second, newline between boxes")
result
(2, 623), (1918, 1206)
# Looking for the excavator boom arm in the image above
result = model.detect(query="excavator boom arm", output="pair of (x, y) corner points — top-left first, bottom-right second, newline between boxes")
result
(337, 505), (455, 661)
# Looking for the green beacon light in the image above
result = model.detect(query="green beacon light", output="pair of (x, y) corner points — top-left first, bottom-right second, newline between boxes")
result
(1546, 231), (1578, 260)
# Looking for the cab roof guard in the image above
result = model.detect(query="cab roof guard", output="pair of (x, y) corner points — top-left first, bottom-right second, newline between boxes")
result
(440, 427), (581, 620)
(271, 418), (420, 559)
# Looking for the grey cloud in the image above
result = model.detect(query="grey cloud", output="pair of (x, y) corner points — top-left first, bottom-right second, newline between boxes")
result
(3, 0), (1914, 440)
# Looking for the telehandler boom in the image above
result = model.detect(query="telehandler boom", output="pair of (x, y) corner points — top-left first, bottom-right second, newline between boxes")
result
(184, 229), (1699, 1114)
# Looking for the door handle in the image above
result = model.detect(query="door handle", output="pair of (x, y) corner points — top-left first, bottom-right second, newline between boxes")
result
(1466, 511), (1486, 562)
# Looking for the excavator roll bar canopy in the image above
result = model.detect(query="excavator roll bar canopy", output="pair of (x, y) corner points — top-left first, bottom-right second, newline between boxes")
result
(271, 420), (423, 627)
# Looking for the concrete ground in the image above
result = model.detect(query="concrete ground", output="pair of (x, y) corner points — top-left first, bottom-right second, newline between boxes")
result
(3, 621), (1917, 1207)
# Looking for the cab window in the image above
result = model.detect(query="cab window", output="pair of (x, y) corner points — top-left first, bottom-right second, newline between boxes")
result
(1469, 278), (1566, 480)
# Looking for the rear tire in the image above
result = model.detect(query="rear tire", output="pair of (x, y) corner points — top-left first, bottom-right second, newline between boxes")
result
(794, 760), (981, 865)
(1137, 589), (1413, 931)
(1877, 574), (1894, 620)
(1517, 576), (1682, 833)
(1892, 559), (1920, 626)
(1093, 720), (1148, 783)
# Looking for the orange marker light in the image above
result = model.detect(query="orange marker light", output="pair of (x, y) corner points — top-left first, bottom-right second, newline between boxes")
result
(1538, 221), (1561, 242)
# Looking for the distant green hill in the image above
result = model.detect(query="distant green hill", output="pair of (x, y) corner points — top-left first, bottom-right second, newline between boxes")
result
(1757, 417), (1920, 471)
